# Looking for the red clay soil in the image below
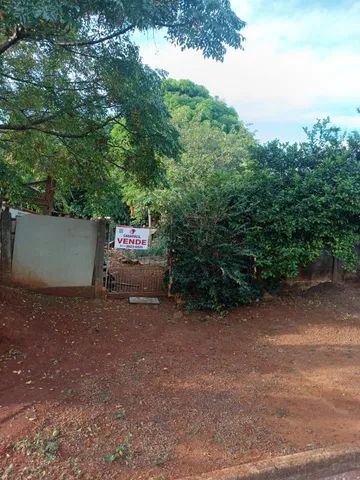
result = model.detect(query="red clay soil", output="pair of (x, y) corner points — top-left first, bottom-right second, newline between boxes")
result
(0, 283), (360, 480)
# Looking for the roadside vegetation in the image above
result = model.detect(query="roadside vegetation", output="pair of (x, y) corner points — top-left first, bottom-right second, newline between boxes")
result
(1, 2), (360, 311)
(125, 80), (360, 310)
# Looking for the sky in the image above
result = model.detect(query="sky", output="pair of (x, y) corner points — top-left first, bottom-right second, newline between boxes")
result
(139, 0), (360, 143)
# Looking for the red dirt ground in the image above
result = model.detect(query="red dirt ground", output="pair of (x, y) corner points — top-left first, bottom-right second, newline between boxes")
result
(1, 283), (360, 479)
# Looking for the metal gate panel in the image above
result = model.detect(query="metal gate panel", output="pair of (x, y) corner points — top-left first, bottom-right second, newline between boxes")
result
(106, 264), (166, 297)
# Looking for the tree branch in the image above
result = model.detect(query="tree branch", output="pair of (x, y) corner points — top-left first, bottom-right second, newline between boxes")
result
(0, 26), (26, 55)
(0, 71), (101, 93)
(0, 114), (121, 138)
(105, 157), (126, 171)
(57, 24), (135, 47)
(0, 115), (57, 130)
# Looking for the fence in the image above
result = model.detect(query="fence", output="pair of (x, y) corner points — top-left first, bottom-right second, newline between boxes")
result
(106, 264), (166, 298)
(1, 207), (357, 299)
(0, 209), (105, 298)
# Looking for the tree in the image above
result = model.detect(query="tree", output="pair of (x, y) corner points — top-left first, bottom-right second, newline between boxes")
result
(122, 79), (255, 221)
(160, 119), (360, 310)
(243, 119), (360, 281)
(0, 1), (246, 209)
(163, 79), (242, 133)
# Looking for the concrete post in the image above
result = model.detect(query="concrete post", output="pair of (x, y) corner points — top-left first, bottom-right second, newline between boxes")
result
(0, 208), (12, 283)
(93, 219), (106, 298)
(331, 256), (342, 283)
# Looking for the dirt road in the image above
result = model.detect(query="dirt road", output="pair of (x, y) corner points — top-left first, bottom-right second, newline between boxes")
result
(323, 472), (360, 479)
(1, 283), (360, 479)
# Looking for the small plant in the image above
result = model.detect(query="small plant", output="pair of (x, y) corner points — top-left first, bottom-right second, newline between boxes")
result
(114, 408), (126, 420)
(13, 429), (61, 462)
(105, 436), (131, 464)
(13, 438), (33, 453)
(0, 463), (14, 479)
(212, 431), (224, 445)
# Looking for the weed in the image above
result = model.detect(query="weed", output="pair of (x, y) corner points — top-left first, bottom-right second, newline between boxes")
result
(13, 429), (61, 462)
(114, 408), (126, 420)
(68, 457), (82, 478)
(212, 431), (224, 444)
(13, 438), (32, 453)
(188, 422), (201, 436)
(281, 445), (298, 455)
(105, 435), (131, 464)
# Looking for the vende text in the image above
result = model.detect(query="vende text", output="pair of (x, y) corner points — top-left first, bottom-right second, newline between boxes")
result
(117, 238), (147, 246)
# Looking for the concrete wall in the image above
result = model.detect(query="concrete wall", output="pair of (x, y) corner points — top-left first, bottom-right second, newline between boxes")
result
(12, 215), (98, 288)
(299, 252), (336, 283)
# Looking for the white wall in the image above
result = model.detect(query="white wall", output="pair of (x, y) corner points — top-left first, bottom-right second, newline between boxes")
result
(12, 215), (98, 288)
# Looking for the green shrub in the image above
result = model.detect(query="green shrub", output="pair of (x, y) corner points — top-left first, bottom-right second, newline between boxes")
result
(163, 177), (259, 311)
(244, 120), (360, 280)
(161, 121), (360, 312)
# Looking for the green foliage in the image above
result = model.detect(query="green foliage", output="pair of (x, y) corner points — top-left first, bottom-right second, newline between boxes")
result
(114, 408), (127, 420)
(0, 152), (25, 203)
(0, 1), (245, 216)
(163, 79), (243, 133)
(13, 429), (61, 463)
(161, 119), (360, 311)
(123, 79), (255, 222)
(0, 1), (245, 61)
(244, 119), (360, 280)
(105, 436), (131, 464)
(163, 178), (258, 312)
(54, 178), (130, 222)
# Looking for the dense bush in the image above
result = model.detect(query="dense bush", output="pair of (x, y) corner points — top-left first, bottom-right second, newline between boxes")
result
(244, 120), (360, 279)
(162, 120), (360, 311)
(163, 177), (259, 311)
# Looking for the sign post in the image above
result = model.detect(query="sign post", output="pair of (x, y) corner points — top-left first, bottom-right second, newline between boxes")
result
(115, 226), (150, 250)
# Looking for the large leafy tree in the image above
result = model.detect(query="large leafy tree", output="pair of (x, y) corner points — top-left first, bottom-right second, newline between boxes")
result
(122, 79), (255, 221)
(0, 1), (245, 209)
(163, 79), (241, 133)
(163, 79), (255, 187)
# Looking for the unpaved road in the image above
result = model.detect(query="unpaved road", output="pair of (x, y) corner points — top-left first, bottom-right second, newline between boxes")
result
(1, 283), (360, 479)
(323, 470), (360, 480)
(323, 472), (360, 479)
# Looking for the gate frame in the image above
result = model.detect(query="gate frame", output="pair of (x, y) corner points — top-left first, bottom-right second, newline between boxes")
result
(105, 264), (167, 298)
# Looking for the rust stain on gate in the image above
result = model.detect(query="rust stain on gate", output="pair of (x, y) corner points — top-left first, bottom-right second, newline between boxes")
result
(107, 264), (166, 298)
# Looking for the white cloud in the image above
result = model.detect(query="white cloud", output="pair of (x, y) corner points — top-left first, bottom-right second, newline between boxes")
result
(140, 1), (360, 141)
(332, 115), (360, 130)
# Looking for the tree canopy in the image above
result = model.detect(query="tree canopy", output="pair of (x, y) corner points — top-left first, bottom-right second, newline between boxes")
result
(0, 1), (245, 208)
(122, 79), (255, 221)
(161, 119), (360, 311)
(163, 79), (241, 133)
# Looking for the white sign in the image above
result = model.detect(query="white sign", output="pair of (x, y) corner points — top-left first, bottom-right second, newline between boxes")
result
(115, 226), (150, 250)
